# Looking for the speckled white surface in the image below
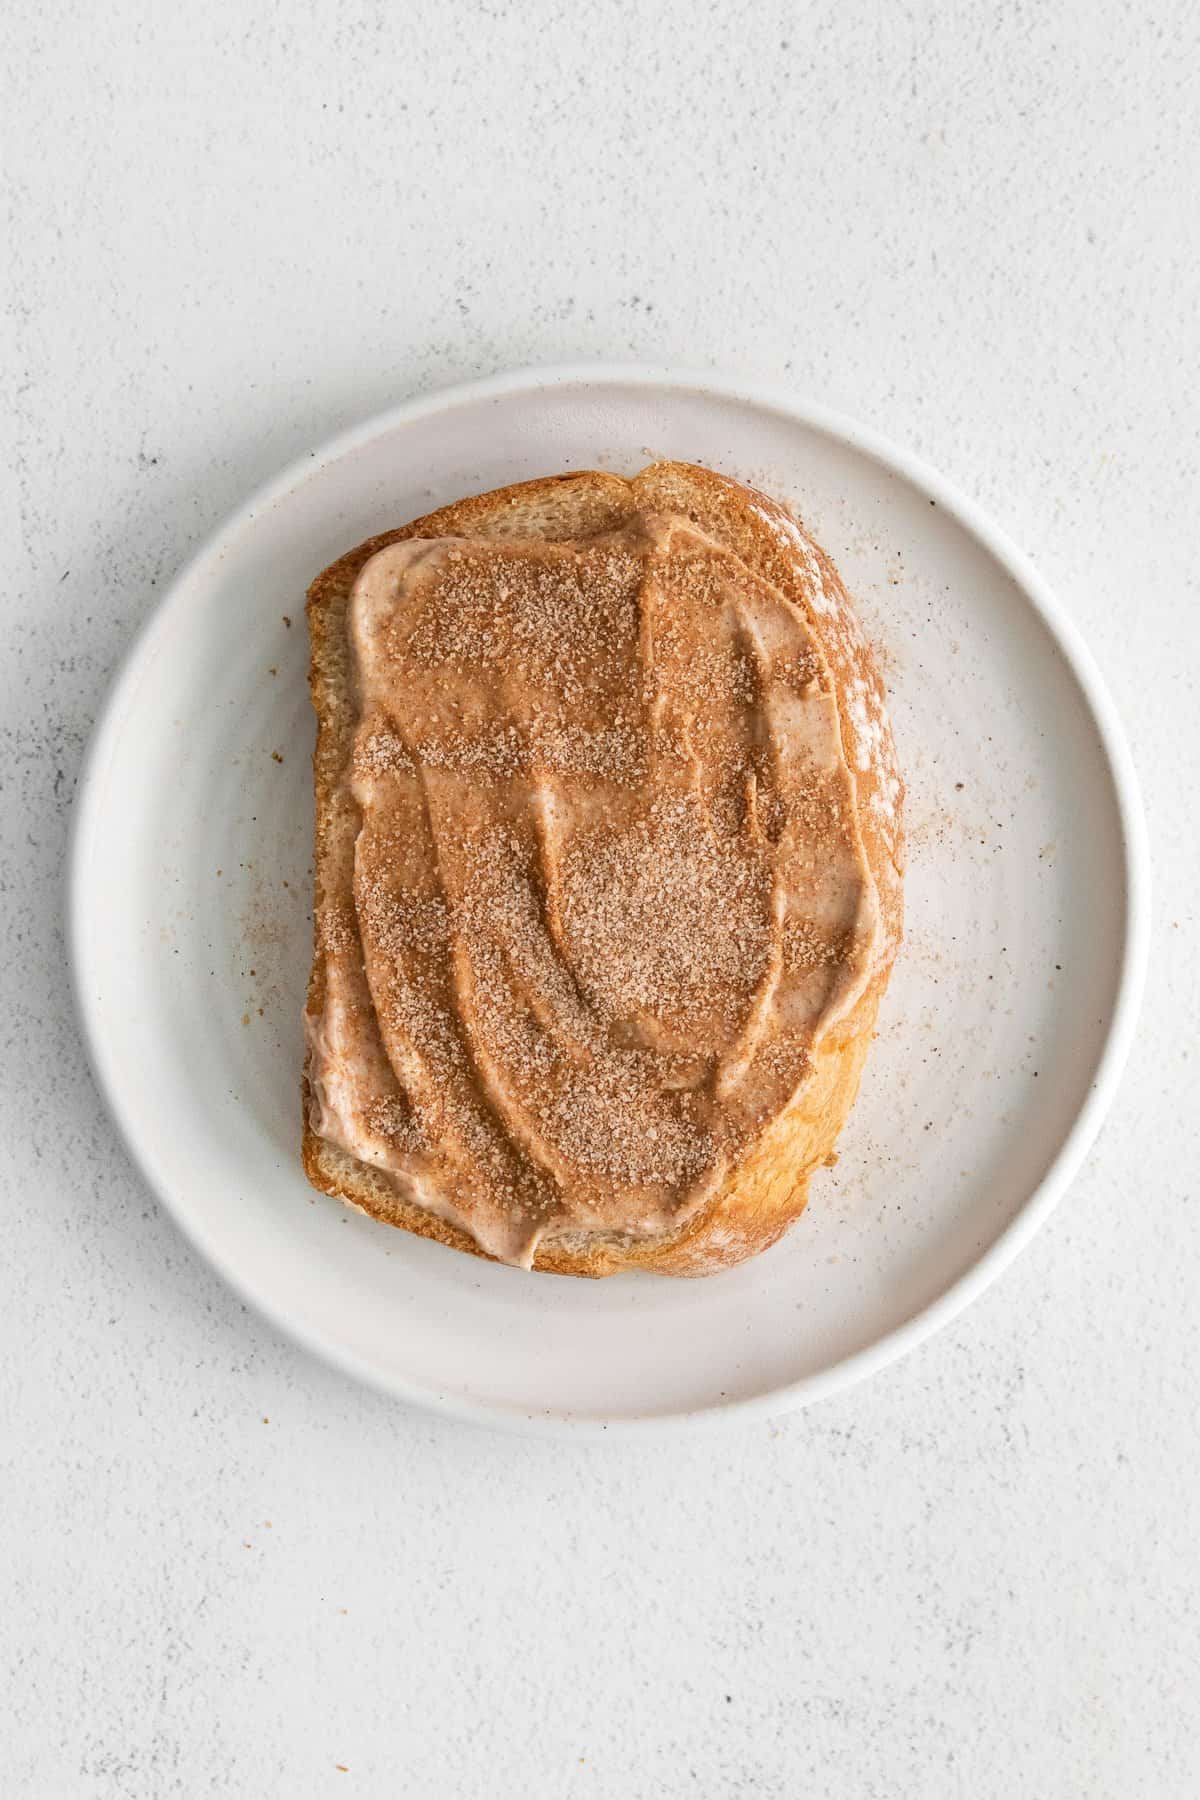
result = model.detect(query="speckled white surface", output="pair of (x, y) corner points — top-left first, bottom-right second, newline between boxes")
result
(2, 3), (1197, 1795)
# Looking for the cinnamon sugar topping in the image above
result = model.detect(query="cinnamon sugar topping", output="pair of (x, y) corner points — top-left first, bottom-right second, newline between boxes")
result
(306, 515), (880, 1266)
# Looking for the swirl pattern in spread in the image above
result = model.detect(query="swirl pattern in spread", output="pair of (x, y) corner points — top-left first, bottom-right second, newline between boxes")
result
(306, 515), (878, 1266)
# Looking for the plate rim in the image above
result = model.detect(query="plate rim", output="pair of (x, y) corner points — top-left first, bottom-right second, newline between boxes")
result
(67, 362), (1151, 1437)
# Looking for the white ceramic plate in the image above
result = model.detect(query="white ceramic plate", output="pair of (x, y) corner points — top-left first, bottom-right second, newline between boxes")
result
(69, 367), (1148, 1434)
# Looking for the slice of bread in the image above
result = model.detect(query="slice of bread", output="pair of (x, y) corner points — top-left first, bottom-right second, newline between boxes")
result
(304, 463), (903, 1276)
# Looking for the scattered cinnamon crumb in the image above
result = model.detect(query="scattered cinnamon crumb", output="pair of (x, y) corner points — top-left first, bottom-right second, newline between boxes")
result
(282, 614), (292, 627)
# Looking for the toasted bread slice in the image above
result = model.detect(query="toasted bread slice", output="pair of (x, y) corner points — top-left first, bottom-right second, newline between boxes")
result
(304, 463), (903, 1276)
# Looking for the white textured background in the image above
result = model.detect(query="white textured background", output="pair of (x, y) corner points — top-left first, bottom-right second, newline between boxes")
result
(3, 2), (1198, 1795)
